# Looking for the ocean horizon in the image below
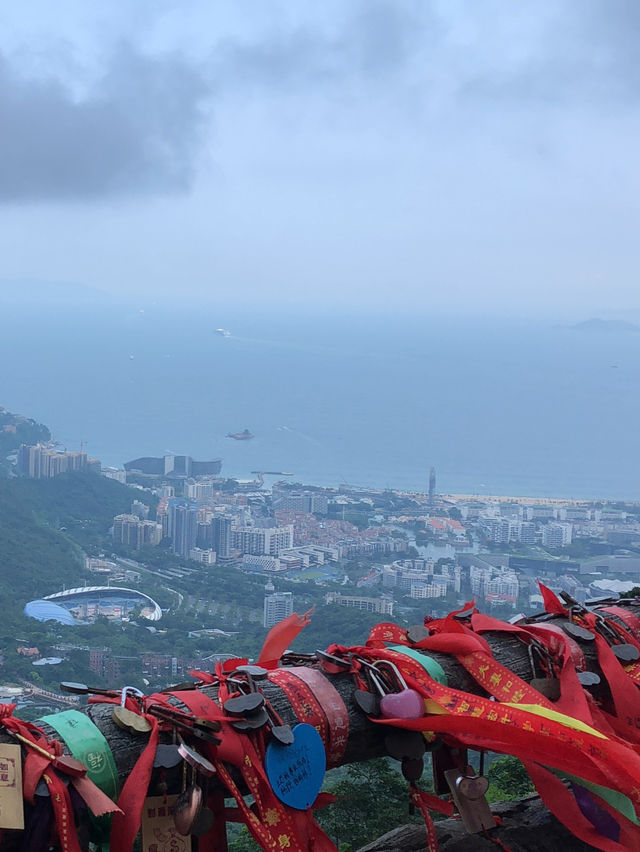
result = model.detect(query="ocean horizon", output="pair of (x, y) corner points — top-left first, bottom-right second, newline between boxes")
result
(2, 298), (639, 502)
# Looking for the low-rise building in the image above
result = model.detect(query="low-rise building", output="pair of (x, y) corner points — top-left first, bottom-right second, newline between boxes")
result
(189, 547), (217, 565)
(325, 591), (394, 615)
(243, 554), (281, 572)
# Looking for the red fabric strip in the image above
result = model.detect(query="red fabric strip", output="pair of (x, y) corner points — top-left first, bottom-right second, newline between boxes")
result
(538, 583), (567, 615)
(43, 770), (83, 852)
(258, 608), (315, 669)
(70, 775), (122, 817)
(272, 667), (350, 769)
(109, 715), (159, 851)
(410, 785), (444, 852)
(524, 762), (633, 852)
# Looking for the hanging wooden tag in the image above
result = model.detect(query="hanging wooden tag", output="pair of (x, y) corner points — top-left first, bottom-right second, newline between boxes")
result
(0, 744), (24, 830)
(141, 794), (191, 852)
(444, 768), (494, 834)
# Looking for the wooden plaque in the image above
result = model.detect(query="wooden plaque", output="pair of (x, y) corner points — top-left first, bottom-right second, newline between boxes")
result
(0, 744), (24, 830)
(141, 795), (192, 852)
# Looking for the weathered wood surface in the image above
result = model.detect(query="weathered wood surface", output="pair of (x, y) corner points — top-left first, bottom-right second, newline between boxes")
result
(356, 795), (599, 851)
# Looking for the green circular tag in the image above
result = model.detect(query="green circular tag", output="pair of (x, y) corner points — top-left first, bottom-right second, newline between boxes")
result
(39, 709), (119, 800)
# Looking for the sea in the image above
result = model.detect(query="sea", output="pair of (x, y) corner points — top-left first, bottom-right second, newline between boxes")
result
(2, 297), (640, 502)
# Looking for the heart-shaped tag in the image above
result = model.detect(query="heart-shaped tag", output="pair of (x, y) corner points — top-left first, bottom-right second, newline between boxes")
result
(379, 689), (424, 720)
(265, 723), (326, 810)
(223, 693), (265, 717)
(384, 730), (426, 761)
(612, 643), (640, 662)
(456, 774), (489, 801)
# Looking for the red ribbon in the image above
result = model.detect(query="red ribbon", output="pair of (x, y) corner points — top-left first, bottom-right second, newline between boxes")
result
(538, 582), (567, 615)
(258, 607), (315, 669)
(0, 706), (83, 852)
(109, 714), (159, 851)
(268, 667), (349, 769)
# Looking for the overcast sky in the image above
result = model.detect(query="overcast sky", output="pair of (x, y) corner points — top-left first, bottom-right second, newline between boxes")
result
(1, 1), (639, 318)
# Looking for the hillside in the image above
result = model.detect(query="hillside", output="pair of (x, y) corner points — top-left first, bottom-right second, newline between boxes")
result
(0, 408), (50, 475)
(0, 471), (149, 601)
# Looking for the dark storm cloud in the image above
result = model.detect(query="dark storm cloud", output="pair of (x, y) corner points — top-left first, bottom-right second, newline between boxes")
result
(0, 44), (210, 201)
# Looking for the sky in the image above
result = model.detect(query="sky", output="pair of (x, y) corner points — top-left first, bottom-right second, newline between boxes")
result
(0, 0), (639, 318)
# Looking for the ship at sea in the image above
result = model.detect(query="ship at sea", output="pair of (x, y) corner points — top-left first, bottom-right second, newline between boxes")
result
(216, 328), (231, 337)
(227, 429), (254, 440)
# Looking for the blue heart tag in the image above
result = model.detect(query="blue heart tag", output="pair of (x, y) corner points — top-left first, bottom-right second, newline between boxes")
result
(265, 723), (326, 810)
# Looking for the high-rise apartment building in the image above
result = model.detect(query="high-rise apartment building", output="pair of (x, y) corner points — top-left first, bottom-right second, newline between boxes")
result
(113, 514), (144, 548)
(518, 522), (537, 546)
(186, 482), (216, 501)
(212, 516), (233, 558)
(18, 444), (94, 479)
(542, 523), (573, 550)
(263, 584), (293, 628)
(112, 515), (162, 549)
(170, 502), (200, 557)
(131, 500), (150, 519)
(325, 592), (394, 614)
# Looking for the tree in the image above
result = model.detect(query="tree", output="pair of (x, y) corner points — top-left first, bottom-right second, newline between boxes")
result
(487, 756), (534, 802)
(316, 759), (423, 850)
(622, 587), (640, 598)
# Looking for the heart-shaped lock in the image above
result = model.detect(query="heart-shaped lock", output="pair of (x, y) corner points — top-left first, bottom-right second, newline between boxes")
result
(265, 723), (326, 810)
(380, 689), (424, 719)
(376, 659), (425, 720)
(353, 689), (380, 717)
(174, 785), (203, 835)
(401, 756), (424, 782)
(456, 774), (489, 801)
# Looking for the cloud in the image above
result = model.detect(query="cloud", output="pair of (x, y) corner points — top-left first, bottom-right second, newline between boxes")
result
(2, 1), (639, 204)
(448, 1), (640, 109)
(0, 44), (211, 202)
(212, 0), (435, 92)
(209, 0), (640, 122)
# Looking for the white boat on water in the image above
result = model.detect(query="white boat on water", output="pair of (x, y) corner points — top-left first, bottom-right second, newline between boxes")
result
(216, 328), (231, 337)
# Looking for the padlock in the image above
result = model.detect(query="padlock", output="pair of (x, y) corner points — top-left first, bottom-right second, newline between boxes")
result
(376, 660), (425, 720)
(352, 658), (387, 717)
(112, 686), (151, 735)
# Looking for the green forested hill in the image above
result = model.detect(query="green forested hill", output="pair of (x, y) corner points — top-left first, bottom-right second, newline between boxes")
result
(0, 410), (50, 475)
(0, 471), (157, 688)
(0, 471), (148, 602)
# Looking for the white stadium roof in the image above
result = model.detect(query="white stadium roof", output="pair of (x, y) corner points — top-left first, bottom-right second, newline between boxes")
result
(43, 586), (162, 621)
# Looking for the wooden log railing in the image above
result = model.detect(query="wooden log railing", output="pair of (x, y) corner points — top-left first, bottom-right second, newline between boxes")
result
(0, 605), (633, 851)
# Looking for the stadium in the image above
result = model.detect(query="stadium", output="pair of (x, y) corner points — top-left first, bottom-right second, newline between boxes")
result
(24, 586), (162, 624)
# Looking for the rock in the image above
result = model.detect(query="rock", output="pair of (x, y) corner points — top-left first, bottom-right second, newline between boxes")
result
(357, 795), (599, 851)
